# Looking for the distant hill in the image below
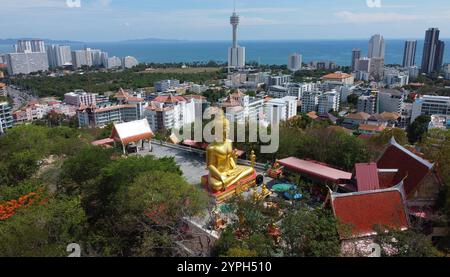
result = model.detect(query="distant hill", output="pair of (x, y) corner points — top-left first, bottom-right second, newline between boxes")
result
(0, 38), (84, 45)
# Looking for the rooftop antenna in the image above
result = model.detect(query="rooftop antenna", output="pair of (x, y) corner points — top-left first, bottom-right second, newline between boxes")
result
(233, 0), (236, 12)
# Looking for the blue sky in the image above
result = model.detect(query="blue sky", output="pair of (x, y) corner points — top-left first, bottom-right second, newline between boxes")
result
(1, 0), (450, 41)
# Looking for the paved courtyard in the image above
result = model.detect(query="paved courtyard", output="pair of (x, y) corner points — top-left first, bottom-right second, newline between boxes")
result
(139, 142), (271, 186)
(140, 142), (208, 185)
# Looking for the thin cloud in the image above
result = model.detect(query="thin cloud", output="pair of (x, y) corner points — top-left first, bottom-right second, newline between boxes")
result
(335, 11), (424, 23)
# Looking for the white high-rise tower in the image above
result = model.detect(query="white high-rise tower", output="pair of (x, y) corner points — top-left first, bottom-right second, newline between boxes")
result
(228, 2), (245, 71)
(368, 34), (385, 59)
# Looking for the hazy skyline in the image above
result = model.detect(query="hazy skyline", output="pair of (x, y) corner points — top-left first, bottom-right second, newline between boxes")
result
(1, 0), (450, 42)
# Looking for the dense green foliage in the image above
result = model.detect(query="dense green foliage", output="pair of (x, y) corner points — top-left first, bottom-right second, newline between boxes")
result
(281, 208), (340, 257)
(234, 122), (370, 171)
(374, 226), (439, 257)
(11, 69), (225, 98)
(0, 125), (208, 257)
(202, 88), (228, 104)
(0, 125), (92, 186)
(212, 197), (341, 257)
(0, 196), (87, 257)
(407, 115), (431, 144)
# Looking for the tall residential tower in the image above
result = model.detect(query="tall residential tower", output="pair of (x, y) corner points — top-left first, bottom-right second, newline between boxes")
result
(421, 28), (445, 74)
(351, 48), (361, 72)
(368, 34), (385, 59)
(403, 40), (417, 68)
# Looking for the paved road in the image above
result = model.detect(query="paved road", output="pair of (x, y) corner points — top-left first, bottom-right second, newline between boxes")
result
(5, 86), (37, 111)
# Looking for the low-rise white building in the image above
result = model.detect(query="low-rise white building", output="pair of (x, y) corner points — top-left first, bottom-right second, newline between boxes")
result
(145, 94), (197, 131)
(219, 90), (264, 124)
(301, 91), (321, 113)
(64, 90), (97, 107)
(411, 95), (450, 122)
(264, 96), (297, 126)
(383, 69), (409, 88)
(318, 90), (340, 114)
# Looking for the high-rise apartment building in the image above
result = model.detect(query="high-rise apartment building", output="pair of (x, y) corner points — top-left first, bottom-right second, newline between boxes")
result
(16, 40), (45, 53)
(5, 52), (49, 75)
(288, 53), (302, 72)
(122, 56), (139, 69)
(351, 48), (361, 72)
(368, 34), (385, 59)
(107, 56), (122, 69)
(46, 45), (72, 68)
(421, 28), (446, 74)
(403, 40), (417, 67)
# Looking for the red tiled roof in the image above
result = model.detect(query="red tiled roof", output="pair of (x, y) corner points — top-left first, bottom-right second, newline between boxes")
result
(322, 73), (353, 80)
(183, 94), (206, 100)
(278, 157), (352, 183)
(97, 104), (136, 113)
(355, 163), (380, 192)
(220, 95), (241, 107)
(91, 138), (115, 146)
(331, 187), (409, 239)
(115, 88), (130, 98)
(377, 138), (434, 197)
(345, 112), (370, 121)
(126, 97), (145, 102)
(358, 124), (386, 132)
(153, 94), (185, 103)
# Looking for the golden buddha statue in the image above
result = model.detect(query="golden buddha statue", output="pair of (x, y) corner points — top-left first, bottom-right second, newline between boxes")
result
(205, 111), (255, 193)
(250, 150), (256, 168)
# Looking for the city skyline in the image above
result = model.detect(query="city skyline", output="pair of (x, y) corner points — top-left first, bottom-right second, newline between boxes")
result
(1, 0), (450, 42)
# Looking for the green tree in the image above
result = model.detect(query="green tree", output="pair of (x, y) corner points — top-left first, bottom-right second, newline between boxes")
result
(225, 247), (258, 257)
(374, 226), (439, 257)
(281, 208), (340, 257)
(86, 170), (208, 256)
(370, 128), (408, 147)
(407, 115), (431, 144)
(59, 145), (115, 195)
(0, 197), (87, 257)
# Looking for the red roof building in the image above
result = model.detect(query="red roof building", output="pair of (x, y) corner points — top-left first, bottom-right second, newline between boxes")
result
(377, 138), (440, 202)
(153, 94), (185, 104)
(330, 184), (409, 239)
(354, 163), (380, 191)
(278, 157), (352, 184)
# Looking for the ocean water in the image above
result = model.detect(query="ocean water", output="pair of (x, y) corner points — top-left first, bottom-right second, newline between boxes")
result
(1, 40), (449, 66)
